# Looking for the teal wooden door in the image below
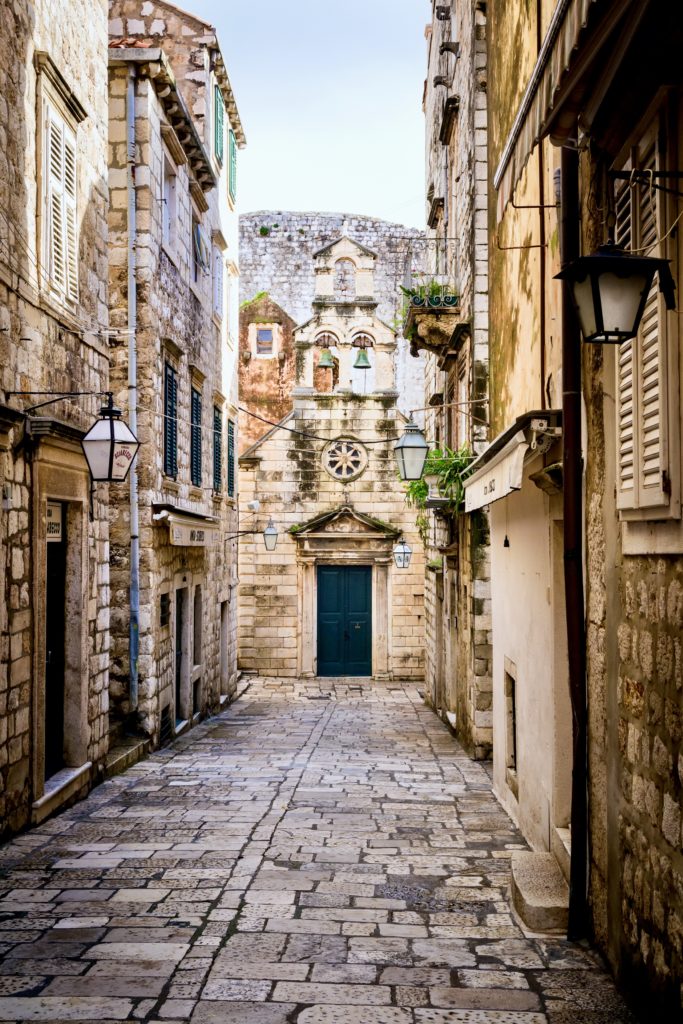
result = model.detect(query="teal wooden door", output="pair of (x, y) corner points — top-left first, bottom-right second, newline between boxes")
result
(317, 566), (372, 676)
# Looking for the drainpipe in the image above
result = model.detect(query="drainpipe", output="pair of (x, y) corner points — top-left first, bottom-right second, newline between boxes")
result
(560, 145), (588, 939)
(127, 64), (140, 716)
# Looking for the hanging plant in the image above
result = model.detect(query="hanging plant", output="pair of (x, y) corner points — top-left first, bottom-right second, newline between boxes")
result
(403, 444), (473, 543)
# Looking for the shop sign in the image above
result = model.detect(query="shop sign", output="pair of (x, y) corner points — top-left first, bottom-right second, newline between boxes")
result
(46, 502), (62, 542)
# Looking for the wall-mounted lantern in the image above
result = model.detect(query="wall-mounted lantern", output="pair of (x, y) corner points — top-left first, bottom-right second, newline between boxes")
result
(555, 242), (676, 344)
(263, 518), (278, 551)
(393, 538), (412, 569)
(81, 393), (140, 482)
(394, 419), (429, 481)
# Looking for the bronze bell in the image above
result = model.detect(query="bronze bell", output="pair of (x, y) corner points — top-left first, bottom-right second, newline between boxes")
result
(353, 348), (371, 370)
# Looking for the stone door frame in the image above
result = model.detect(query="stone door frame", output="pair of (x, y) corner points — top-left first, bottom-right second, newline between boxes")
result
(297, 543), (393, 681)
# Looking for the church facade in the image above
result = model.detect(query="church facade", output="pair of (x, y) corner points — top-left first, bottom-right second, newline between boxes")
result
(237, 238), (425, 681)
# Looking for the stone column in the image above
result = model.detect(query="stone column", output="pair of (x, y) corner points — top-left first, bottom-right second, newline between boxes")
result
(336, 343), (353, 393)
(293, 341), (315, 392)
(373, 559), (391, 680)
(300, 560), (316, 676)
(374, 343), (396, 393)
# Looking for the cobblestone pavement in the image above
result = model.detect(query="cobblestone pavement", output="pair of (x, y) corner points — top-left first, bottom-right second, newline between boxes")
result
(0, 678), (637, 1023)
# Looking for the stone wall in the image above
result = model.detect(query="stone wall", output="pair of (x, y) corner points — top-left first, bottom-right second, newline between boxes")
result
(239, 212), (427, 417)
(239, 295), (297, 454)
(0, 0), (110, 832)
(107, 11), (240, 743)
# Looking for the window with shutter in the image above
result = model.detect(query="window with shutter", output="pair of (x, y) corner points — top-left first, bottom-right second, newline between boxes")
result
(227, 419), (235, 497)
(213, 406), (222, 492)
(164, 363), (178, 479)
(214, 85), (224, 164)
(229, 129), (237, 203)
(45, 105), (78, 302)
(191, 387), (202, 488)
(615, 114), (680, 520)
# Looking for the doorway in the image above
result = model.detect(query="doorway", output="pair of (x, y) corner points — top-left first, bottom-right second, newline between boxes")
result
(175, 587), (188, 722)
(317, 565), (371, 676)
(45, 504), (66, 779)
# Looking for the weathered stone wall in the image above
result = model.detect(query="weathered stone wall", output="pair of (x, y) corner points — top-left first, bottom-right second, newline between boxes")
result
(107, 9), (240, 744)
(239, 295), (297, 454)
(0, 0), (110, 832)
(417, 1), (492, 758)
(239, 212), (427, 417)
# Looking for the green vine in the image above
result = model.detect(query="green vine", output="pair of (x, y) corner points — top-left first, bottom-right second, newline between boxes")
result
(404, 444), (473, 544)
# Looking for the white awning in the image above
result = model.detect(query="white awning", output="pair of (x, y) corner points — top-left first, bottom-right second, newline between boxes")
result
(464, 431), (530, 513)
(153, 509), (220, 547)
(493, 0), (603, 220)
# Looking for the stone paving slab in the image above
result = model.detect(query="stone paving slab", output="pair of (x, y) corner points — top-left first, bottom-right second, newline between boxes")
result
(0, 677), (639, 1022)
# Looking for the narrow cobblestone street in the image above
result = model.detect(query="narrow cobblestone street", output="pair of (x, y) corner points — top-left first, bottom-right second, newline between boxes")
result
(0, 680), (635, 1023)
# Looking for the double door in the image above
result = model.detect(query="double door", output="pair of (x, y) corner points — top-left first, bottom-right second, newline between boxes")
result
(317, 565), (371, 677)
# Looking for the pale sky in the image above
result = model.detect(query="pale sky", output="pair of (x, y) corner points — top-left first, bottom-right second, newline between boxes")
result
(184, 0), (428, 228)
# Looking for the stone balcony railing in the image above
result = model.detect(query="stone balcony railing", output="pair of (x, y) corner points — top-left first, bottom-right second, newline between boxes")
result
(403, 293), (470, 371)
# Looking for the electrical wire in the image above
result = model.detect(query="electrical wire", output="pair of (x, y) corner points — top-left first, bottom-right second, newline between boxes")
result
(237, 406), (405, 445)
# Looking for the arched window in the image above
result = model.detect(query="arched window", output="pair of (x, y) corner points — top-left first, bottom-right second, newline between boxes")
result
(334, 258), (356, 299)
(315, 331), (339, 349)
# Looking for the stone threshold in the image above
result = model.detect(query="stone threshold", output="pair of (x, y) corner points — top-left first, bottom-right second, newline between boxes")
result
(32, 761), (92, 825)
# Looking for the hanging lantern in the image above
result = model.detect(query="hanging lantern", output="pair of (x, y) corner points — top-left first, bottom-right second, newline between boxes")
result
(263, 518), (278, 551)
(393, 539), (412, 569)
(81, 393), (140, 482)
(555, 242), (676, 344)
(353, 347), (372, 370)
(318, 348), (335, 369)
(394, 419), (429, 481)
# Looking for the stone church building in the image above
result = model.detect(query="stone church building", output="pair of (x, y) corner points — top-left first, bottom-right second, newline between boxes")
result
(238, 238), (425, 680)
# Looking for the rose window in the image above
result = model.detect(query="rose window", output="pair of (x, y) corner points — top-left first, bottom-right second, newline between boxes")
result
(322, 438), (368, 481)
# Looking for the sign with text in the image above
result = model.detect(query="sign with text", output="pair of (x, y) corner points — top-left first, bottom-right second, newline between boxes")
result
(46, 502), (63, 543)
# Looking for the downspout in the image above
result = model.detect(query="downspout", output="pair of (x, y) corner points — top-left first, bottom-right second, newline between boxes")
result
(560, 145), (588, 939)
(127, 64), (140, 716)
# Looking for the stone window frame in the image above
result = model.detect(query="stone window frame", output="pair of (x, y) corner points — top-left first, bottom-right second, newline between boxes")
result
(161, 147), (179, 261)
(250, 322), (280, 359)
(162, 341), (182, 486)
(35, 53), (87, 310)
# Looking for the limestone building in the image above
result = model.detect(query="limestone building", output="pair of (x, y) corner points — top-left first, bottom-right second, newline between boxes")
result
(107, 1), (244, 744)
(410, 1), (492, 757)
(0, 0), (111, 832)
(238, 294), (297, 454)
(238, 238), (425, 681)
(478, 0), (683, 1013)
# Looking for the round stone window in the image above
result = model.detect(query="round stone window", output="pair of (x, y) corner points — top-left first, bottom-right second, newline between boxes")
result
(322, 438), (368, 481)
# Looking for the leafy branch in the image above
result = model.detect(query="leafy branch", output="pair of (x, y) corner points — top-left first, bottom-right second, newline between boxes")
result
(403, 444), (473, 543)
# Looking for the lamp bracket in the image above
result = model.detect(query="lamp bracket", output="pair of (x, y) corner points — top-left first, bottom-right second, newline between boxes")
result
(6, 390), (111, 414)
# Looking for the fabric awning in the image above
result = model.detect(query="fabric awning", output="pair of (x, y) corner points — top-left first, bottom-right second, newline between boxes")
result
(493, 0), (600, 221)
(464, 431), (529, 513)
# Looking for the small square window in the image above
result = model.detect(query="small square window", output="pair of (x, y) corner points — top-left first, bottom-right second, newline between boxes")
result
(256, 328), (273, 356)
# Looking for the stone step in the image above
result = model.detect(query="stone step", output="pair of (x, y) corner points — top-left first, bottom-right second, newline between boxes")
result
(105, 735), (150, 779)
(511, 850), (569, 933)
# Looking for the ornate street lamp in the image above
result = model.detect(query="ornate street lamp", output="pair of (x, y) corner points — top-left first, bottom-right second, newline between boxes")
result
(393, 538), (412, 569)
(555, 241), (676, 344)
(394, 419), (429, 481)
(263, 518), (278, 551)
(81, 393), (140, 482)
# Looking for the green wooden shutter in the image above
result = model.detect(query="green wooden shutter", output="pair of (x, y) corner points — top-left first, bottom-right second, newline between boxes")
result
(213, 406), (222, 492)
(227, 419), (235, 497)
(164, 363), (178, 478)
(214, 85), (224, 164)
(229, 129), (237, 203)
(191, 387), (202, 488)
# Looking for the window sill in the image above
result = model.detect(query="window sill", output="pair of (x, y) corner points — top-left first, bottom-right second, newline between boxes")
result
(188, 486), (203, 501)
(162, 478), (180, 494)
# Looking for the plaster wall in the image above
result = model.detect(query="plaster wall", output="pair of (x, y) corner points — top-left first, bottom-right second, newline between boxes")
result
(489, 460), (571, 853)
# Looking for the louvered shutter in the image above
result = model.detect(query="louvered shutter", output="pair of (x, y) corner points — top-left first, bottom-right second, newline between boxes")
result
(164, 363), (178, 478)
(45, 107), (78, 301)
(191, 387), (202, 488)
(214, 85), (224, 164)
(213, 248), (223, 317)
(615, 122), (673, 514)
(213, 406), (222, 492)
(229, 129), (237, 202)
(227, 419), (235, 497)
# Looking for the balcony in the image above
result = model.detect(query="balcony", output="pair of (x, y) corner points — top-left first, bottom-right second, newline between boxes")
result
(402, 278), (470, 369)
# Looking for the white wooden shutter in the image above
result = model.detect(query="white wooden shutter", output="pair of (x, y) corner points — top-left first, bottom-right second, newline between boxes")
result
(45, 105), (77, 301)
(615, 120), (674, 516)
(213, 248), (223, 317)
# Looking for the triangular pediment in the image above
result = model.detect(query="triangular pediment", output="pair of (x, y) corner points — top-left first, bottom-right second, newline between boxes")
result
(290, 505), (399, 539)
(313, 235), (377, 260)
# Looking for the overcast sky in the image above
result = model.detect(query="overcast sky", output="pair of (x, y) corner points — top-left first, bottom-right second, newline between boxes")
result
(185, 0), (428, 228)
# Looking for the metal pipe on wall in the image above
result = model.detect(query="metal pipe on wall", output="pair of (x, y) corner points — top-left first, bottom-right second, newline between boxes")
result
(127, 64), (140, 715)
(560, 145), (589, 939)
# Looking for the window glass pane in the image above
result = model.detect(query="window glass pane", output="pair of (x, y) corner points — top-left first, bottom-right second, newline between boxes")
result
(256, 328), (273, 355)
